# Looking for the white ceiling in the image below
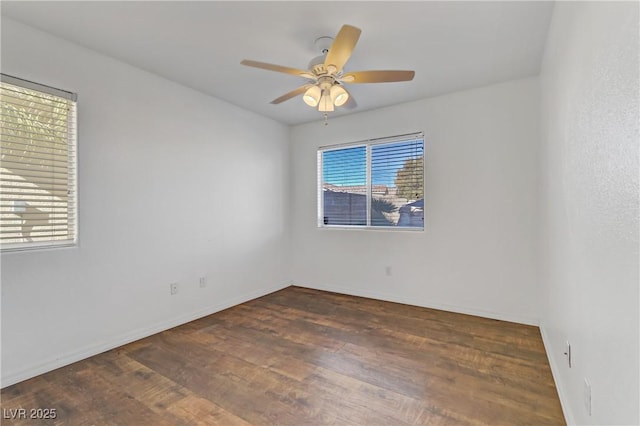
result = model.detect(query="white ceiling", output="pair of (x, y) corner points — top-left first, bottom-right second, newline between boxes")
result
(1, 1), (554, 125)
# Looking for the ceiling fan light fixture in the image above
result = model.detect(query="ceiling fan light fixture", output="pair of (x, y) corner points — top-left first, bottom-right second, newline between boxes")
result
(303, 85), (321, 107)
(318, 91), (334, 112)
(330, 85), (349, 106)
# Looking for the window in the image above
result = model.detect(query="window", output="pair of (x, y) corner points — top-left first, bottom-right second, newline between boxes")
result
(318, 132), (424, 229)
(1, 74), (78, 251)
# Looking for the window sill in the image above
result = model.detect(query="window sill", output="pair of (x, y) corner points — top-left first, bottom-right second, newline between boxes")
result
(318, 225), (424, 232)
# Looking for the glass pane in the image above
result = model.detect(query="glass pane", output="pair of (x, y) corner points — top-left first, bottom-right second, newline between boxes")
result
(371, 139), (424, 227)
(322, 146), (367, 226)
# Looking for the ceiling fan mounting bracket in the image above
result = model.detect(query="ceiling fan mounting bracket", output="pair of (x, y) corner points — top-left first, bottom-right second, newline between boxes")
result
(314, 36), (334, 55)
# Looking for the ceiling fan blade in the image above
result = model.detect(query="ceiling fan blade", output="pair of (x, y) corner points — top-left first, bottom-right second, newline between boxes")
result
(241, 59), (311, 77)
(324, 25), (361, 73)
(270, 85), (311, 104)
(342, 70), (415, 83)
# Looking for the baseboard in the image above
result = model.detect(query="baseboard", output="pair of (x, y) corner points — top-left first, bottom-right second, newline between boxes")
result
(1, 282), (290, 388)
(296, 283), (539, 326)
(539, 322), (573, 425)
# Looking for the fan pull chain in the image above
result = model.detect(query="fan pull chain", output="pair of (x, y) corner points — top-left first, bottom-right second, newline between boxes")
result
(323, 113), (329, 126)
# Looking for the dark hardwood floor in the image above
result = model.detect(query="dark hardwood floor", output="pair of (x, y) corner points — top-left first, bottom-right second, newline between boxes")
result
(1, 286), (565, 425)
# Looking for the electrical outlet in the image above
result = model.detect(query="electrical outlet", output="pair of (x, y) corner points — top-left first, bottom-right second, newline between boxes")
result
(170, 283), (178, 295)
(199, 277), (207, 288)
(564, 341), (571, 367)
(584, 378), (592, 416)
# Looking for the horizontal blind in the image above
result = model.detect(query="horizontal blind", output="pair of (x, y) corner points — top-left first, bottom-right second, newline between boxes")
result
(0, 75), (77, 250)
(321, 146), (367, 226)
(319, 133), (424, 229)
(371, 138), (423, 227)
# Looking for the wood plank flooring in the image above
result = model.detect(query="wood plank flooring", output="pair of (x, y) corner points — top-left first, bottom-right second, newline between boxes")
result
(0, 286), (565, 425)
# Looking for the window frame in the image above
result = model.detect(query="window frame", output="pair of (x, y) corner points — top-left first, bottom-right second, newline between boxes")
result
(317, 132), (424, 231)
(0, 74), (78, 252)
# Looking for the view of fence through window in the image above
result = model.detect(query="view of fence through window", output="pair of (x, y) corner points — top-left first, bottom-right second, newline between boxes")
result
(0, 77), (77, 250)
(319, 134), (424, 228)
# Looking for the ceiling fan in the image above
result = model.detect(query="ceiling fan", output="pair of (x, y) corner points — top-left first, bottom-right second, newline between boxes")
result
(240, 24), (415, 114)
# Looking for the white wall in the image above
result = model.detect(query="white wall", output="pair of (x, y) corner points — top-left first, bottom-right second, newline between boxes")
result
(539, 2), (639, 425)
(290, 78), (540, 325)
(0, 19), (290, 387)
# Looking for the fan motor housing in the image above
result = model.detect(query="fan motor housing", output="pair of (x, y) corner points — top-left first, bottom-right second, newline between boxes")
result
(308, 56), (326, 74)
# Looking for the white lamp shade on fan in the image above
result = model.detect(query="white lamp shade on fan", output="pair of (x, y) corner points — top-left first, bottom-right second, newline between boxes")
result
(303, 85), (321, 107)
(330, 85), (349, 106)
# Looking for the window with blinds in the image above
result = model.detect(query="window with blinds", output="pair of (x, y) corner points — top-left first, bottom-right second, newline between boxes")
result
(318, 132), (424, 229)
(0, 74), (77, 251)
